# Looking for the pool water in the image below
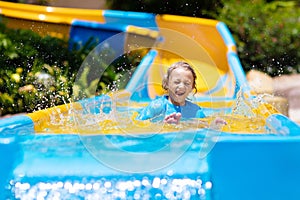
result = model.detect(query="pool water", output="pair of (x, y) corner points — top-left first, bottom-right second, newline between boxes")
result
(5, 133), (213, 199)
(11, 175), (210, 199)
(1, 92), (286, 199)
(32, 91), (278, 135)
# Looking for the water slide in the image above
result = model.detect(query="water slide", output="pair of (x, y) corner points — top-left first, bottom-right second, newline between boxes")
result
(0, 1), (247, 101)
(1, 1), (300, 199)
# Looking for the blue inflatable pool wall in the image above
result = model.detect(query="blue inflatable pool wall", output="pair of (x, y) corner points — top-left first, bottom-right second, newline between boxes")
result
(0, 2), (300, 199)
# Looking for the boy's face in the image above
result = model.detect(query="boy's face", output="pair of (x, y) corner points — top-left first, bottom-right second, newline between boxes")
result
(167, 67), (194, 106)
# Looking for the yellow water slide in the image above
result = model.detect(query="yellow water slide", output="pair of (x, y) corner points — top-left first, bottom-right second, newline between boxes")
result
(0, 1), (104, 38)
(146, 15), (237, 99)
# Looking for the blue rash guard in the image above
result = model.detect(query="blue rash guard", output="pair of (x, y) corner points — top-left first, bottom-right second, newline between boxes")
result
(136, 95), (206, 121)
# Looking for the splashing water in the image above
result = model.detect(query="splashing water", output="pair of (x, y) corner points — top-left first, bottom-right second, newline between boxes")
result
(34, 88), (281, 135)
(223, 88), (280, 134)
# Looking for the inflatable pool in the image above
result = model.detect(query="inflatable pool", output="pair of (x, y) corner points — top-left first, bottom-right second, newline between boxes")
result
(1, 1), (300, 199)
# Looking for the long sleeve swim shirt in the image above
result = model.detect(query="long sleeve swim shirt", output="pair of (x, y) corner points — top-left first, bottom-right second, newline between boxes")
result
(136, 96), (206, 121)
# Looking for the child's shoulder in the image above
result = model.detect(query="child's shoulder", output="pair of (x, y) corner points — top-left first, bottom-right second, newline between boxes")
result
(152, 95), (169, 103)
(185, 99), (200, 108)
(148, 95), (169, 106)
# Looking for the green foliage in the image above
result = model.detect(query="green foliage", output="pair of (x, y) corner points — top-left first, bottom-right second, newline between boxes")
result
(106, 0), (222, 18)
(214, 0), (300, 76)
(0, 23), (144, 115)
(0, 23), (83, 115)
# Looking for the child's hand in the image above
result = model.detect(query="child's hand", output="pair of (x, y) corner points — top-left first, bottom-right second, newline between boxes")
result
(164, 113), (182, 124)
(209, 117), (227, 130)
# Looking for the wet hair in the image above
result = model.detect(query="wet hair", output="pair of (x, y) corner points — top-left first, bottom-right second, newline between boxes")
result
(162, 61), (197, 94)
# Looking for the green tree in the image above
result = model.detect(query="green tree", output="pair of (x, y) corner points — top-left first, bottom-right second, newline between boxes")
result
(215, 0), (300, 76)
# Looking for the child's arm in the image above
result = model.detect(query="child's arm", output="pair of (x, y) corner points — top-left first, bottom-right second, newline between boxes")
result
(136, 99), (165, 121)
(184, 117), (226, 129)
(209, 117), (227, 130)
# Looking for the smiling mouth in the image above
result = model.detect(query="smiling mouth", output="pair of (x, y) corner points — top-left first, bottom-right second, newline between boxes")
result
(175, 91), (185, 96)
